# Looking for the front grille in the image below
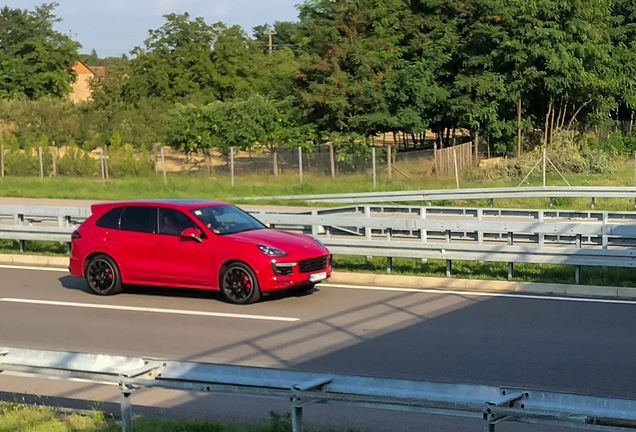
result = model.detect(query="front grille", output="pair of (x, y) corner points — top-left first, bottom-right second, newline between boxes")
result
(298, 255), (328, 273)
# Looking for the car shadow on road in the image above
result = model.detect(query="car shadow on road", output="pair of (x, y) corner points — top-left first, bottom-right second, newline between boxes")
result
(57, 275), (319, 304)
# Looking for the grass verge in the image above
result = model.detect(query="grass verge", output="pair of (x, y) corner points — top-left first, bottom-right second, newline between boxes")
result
(1, 160), (636, 210)
(2, 239), (634, 288)
(0, 402), (356, 432)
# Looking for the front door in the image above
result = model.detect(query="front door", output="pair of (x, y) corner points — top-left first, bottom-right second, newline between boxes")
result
(153, 207), (212, 286)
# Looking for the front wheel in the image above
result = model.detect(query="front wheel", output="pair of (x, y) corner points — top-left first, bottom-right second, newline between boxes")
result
(85, 254), (123, 296)
(220, 263), (261, 305)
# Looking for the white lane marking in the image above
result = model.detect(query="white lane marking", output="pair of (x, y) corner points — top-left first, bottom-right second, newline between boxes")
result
(0, 298), (299, 322)
(3, 264), (634, 306)
(320, 283), (636, 305)
(0, 265), (68, 272)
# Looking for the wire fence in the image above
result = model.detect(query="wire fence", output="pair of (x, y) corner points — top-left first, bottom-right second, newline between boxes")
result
(0, 136), (481, 186)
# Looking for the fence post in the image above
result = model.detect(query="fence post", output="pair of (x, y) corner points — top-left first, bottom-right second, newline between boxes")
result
(51, 145), (57, 176)
(453, 149), (459, 189)
(387, 143), (392, 179)
(542, 147), (546, 187)
(99, 148), (105, 186)
(161, 147), (167, 186)
(1, 144), (4, 179)
(103, 146), (109, 180)
(329, 144), (335, 178)
(38, 146), (43, 180)
(298, 146), (303, 185)
(230, 147), (235, 187)
(372, 147), (376, 188)
(633, 152), (635, 186)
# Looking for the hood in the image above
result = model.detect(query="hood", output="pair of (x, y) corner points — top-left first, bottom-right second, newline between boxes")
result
(225, 228), (328, 258)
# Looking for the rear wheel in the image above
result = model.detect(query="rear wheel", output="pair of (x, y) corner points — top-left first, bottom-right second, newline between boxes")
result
(85, 254), (123, 296)
(220, 263), (261, 305)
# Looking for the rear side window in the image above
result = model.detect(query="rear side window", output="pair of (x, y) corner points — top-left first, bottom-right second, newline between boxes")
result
(95, 207), (124, 229)
(120, 206), (156, 233)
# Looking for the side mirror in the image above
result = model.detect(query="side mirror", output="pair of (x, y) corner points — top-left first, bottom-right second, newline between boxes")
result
(180, 227), (203, 243)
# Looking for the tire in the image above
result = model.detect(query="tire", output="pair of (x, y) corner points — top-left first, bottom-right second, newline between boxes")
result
(85, 254), (123, 296)
(220, 262), (262, 305)
(287, 283), (315, 295)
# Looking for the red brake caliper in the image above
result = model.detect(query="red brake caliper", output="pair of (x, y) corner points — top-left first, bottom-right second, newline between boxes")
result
(243, 274), (251, 290)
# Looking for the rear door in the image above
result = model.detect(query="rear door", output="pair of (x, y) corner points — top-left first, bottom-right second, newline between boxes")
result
(153, 207), (212, 286)
(110, 206), (158, 283)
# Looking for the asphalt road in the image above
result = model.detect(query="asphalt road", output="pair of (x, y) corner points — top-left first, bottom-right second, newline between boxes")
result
(1, 265), (635, 431)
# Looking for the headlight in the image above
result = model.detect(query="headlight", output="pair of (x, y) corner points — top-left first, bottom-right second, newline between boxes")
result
(258, 244), (288, 257)
(310, 236), (326, 248)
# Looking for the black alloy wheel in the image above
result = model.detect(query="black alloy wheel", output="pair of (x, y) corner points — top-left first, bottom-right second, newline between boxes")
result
(85, 254), (123, 295)
(220, 263), (261, 304)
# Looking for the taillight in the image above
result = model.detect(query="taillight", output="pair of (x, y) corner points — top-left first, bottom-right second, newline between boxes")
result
(71, 230), (82, 240)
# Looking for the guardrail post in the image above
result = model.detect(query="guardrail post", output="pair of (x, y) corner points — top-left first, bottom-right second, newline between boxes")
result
(120, 385), (134, 432)
(489, 198), (494, 207)
(387, 228), (393, 274)
(550, 197), (554, 207)
(420, 208), (428, 263)
(292, 404), (303, 432)
(575, 234), (582, 284)
(508, 232), (514, 281)
(602, 213), (608, 251)
(591, 197), (595, 209)
(538, 210), (545, 247)
(364, 206), (371, 241)
(311, 210), (318, 237)
(445, 228), (452, 277)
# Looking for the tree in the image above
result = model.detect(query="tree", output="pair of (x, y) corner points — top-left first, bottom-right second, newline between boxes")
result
(295, 0), (410, 139)
(0, 2), (80, 99)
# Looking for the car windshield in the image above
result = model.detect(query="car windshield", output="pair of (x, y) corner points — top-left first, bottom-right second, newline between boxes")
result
(189, 204), (266, 235)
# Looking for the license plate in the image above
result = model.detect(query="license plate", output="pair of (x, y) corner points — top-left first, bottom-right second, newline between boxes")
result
(309, 271), (327, 282)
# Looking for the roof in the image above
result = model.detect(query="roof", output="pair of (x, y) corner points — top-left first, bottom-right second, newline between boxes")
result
(72, 60), (94, 76)
(87, 65), (107, 78)
(91, 199), (228, 213)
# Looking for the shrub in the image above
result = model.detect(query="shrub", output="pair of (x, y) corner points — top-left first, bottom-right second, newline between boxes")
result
(56, 141), (99, 177)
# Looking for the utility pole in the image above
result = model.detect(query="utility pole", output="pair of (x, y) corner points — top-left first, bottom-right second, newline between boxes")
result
(265, 28), (276, 54)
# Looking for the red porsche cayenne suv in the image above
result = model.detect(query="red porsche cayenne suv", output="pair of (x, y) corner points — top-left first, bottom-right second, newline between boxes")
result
(69, 199), (331, 304)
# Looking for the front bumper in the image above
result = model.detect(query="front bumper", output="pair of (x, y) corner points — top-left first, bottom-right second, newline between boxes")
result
(258, 256), (332, 292)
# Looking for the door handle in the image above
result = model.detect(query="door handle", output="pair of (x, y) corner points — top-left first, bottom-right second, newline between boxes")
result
(106, 237), (117, 241)
(154, 241), (164, 245)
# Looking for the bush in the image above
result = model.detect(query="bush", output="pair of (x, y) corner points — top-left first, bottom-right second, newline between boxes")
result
(56, 141), (99, 177)
(106, 142), (155, 178)
(468, 130), (615, 181)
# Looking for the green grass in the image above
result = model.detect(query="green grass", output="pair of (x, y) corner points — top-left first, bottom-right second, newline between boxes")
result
(332, 255), (636, 287)
(0, 159), (635, 211)
(0, 402), (357, 432)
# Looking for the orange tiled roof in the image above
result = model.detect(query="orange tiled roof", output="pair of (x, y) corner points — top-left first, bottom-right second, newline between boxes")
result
(73, 60), (94, 76)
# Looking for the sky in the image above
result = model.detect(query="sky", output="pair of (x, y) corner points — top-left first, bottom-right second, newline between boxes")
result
(4, 0), (301, 57)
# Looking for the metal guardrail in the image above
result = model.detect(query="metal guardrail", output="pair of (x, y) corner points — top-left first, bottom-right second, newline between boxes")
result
(2, 204), (636, 282)
(1, 346), (635, 432)
(240, 186), (636, 206)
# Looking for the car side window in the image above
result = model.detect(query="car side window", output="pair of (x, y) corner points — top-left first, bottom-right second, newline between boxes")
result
(119, 206), (156, 234)
(95, 207), (124, 229)
(158, 207), (199, 236)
